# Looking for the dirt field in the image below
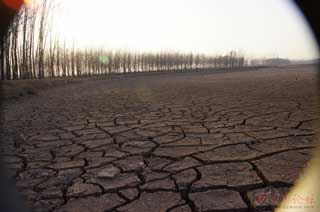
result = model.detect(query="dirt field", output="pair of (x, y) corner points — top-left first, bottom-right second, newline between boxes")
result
(1, 65), (319, 212)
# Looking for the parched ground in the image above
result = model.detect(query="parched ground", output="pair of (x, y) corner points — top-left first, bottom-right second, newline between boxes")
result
(0, 65), (319, 212)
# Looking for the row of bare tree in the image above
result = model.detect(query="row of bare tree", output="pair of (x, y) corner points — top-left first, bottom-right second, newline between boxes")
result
(0, 0), (51, 80)
(0, 0), (247, 80)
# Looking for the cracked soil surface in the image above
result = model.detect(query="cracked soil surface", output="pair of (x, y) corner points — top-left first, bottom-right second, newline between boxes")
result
(1, 65), (319, 212)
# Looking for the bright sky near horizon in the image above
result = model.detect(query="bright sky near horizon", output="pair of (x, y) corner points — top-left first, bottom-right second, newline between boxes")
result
(50, 0), (318, 60)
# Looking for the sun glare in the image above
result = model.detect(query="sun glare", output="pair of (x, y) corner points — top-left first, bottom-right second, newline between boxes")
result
(46, 0), (318, 60)
(23, 0), (32, 5)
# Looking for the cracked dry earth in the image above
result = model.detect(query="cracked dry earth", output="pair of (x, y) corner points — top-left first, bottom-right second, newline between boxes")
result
(1, 66), (319, 212)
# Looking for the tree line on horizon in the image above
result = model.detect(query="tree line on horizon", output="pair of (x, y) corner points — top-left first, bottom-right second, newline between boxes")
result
(0, 0), (248, 80)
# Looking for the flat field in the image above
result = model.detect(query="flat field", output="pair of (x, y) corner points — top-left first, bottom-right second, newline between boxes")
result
(1, 65), (318, 212)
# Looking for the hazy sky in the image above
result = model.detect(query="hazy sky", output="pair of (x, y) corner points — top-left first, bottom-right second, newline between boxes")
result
(51, 0), (318, 60)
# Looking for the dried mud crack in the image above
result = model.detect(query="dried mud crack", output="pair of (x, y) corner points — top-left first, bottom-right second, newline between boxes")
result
(0, 66), (318, 212)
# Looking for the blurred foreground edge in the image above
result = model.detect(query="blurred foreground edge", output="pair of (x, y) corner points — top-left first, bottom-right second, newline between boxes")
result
(276, 1), (320, 212)
(1, 1), (31, 211)
(0, 1), (319, 212)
